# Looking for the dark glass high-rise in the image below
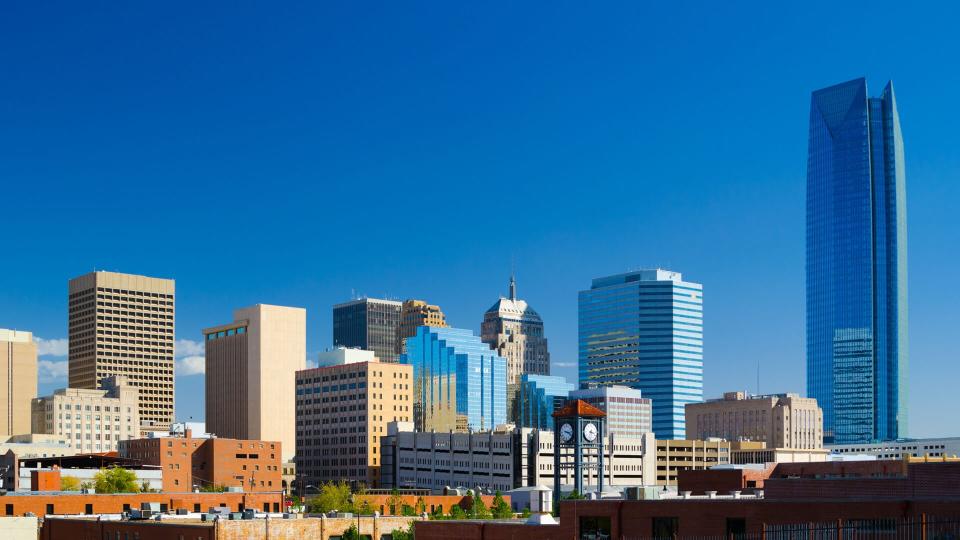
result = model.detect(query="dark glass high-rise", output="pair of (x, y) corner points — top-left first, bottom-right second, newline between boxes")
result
(806, 77), (908, 444)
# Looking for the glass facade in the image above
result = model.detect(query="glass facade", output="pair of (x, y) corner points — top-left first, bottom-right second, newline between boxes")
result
(402, 326), (507, 432)
(332, 298), (402, 363)
(578, 269), (703, 440)
(806, 78), (908, 443)
(516, 374), (574, 431)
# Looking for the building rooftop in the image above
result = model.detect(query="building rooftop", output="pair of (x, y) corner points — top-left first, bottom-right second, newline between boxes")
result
(590, 268), (686, 289)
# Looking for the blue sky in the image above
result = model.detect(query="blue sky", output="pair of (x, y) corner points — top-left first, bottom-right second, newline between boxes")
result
(2, 2), (958, 436)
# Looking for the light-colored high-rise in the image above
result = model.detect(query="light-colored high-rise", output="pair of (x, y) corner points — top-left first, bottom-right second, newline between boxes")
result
(396, 299), (447, 355)
(68, 271), (175, 432)
(295, 355), (412, 488)
(204, 304), (305, 462)
(569, 385), (653, 439)
(31, 375), (140, 453)
(0, 329), (37, 437)
(685, 391), (823, 450)
(482, 275), (550, 384)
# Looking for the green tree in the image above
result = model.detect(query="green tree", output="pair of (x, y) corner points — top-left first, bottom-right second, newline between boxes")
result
(430, 505), (445, 520)
(471, 492), (491, 519)
(490, 491), (512, 519)
(60, 476), (81, 491)
(355, 498), (374, 515)
(400, 503), (416, 516)
(564, 489), (585, 500)
(414, 496), (426, 514)
(306, 481), (354, 513)
(449, 504), (466, 519)
(93, 467), (140, 494)
(390, 523), (415, 540)
(200, 483), (227, 493)
(341, 523), (361, 540)
(386, 488), (404, 515)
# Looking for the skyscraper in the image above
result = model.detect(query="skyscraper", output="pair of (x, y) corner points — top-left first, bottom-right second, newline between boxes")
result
(396, 299), (447, 355)
(481, 275), (550, 421)
(578, 269), (703, 440)
(0, 329), (37, 437)
(516, 374), (574, 431)
(403, 326), (507, 432)
(204, 304), (306, 462)
(68, 271), (175, 432)
(333, 298), (402, 363)
(806, 78), (908, 444)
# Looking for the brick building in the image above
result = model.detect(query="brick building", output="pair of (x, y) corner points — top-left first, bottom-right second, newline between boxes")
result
(4, 490), (282, 519)
(119, 429), (281, 492)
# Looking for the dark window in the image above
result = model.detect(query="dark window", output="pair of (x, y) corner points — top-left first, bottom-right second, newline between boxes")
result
(263, 503), (270, 512)
(5, 504), (12, 516)
(122, 504), (131, 512)
(160, 504), (168, 513)
(194, 503), (201, 512)
(85, 503), (94, 514)
(47, 504), (55, 515)
(273, 503), (280, 512)
(727, 518), (747, 538)
(652, 517), (679, 539)
(580, 516), (611, 540)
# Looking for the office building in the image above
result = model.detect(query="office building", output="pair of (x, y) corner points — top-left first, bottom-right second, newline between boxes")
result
(806, 78), (908, 443)
(0, 329), (37, 437)
(403, 326), (507, 432)
(686, 391), (823, 450)
(119, 426), (282, 492)
(380, 422), (656, 492)
(316, 347), (376, 367)
(579, 269), (703, 439)
(516, 374), (574, 431)
(333, 298), (402, 363)
(203, 304), (305, 462)
(655, 439), (731, 486)
(396, 299), (447, 355)
(31, 375), (140, 453)
(294, 355), (412, 488)
(67, 271), (175, 432)
(481, 275), (550, 383)
(569, 385), (653, 439)
(828, 437), (960, 459)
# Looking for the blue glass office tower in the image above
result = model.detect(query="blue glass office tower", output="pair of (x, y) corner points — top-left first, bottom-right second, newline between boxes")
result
(578, 269), (703, 440)
(402, 326), (507, 432)
(806, 78), (908, 444)
(516, 374), (575, 431)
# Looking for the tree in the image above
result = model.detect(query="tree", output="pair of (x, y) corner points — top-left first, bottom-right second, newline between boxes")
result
(60, 476), (81, 491)
(400, 503), (416, 516)
(306, 481), (354, 513)
(391, 523), (415, 540)
(200, 483), (227, 493)
(470, 492), (491, 519)
(139, 480), (157, 493)
(93, 467), (140, 494)
(430, 505), (445, 520)
(490, 491), (512, 519)
(414, 496), (426, 514)
(386, 488), (404, 515)
(355, 498), (374, 515)
(564, 489), (585, 500)
(449, 504), (467, 519)
(341, 524), (361, 540)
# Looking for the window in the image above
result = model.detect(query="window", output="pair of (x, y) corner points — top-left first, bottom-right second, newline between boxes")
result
(652, 517), (679, 539)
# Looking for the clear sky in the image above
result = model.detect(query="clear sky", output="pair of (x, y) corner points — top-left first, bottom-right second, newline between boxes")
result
(2, 2), (958, 437)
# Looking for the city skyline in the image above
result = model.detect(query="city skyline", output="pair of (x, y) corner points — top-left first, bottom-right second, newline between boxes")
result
(3, 3), (960, 438)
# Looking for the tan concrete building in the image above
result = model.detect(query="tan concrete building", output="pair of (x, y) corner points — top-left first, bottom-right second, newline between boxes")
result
(0, 330), (37, 437)
(204, 304), (305, 463)
(295, 356), (413, 488)
(68, 271), (175, 432)
(655, 439), (731, 486)
(396, 299), (447, 355)
(686, 391), (823, 450)
(31, 375), (140, 453)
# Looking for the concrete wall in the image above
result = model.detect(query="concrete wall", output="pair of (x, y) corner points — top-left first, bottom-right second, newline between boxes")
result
(2, 516), (38, 540)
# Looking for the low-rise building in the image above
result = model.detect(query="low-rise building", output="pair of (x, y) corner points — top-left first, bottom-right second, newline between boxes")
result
(119, 427), (281, 492)
(655, 439), (731, 486)
(380, 422), (657, 492)
(31, 376), (140, 453)
(10, 455), (163, 492)
(295, 354), (412, 488)
(827, 437), (960, 459)
(685, 391), (823, 450)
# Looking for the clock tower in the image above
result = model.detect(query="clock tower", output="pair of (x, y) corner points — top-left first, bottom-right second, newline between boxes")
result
(552, 399), (607, 507)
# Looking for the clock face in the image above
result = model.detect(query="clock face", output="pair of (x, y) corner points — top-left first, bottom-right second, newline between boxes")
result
(583, 422), (598, 442)
(559, 422), (574, 443)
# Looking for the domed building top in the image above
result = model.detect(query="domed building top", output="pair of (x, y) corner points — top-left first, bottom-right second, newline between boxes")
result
(484, 275), (542, 323)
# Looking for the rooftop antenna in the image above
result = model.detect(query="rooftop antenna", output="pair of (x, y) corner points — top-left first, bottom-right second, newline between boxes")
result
(509, 257), (517, 301)
(756, 359), (760, 396)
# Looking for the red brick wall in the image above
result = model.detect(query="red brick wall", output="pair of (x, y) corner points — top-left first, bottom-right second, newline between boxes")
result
(2, 491), (283, 519)
(32, 469), (62, 491)
(42, 519), (213, 540)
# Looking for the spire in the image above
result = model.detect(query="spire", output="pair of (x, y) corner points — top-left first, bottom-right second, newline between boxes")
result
(509, 273), (517, 301)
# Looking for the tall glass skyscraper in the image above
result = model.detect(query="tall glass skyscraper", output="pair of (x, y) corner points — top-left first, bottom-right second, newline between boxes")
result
(578, 269), (703, 440)
(806, 77), (908, 444)
(516, 373), (574, 431)
(402, 326), (507, 432)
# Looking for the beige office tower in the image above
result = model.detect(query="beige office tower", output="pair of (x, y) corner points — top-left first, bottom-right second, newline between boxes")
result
(685, 391), (824, 450)
(68, 271), (175, 433)
(0, 329), (38, 437)
(395, 299), (447, 355)
(31, 375), (140, 453)
(204, 304), (305, 462)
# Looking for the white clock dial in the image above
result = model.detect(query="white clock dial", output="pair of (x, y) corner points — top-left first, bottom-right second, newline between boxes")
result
(583, 422), (598, 442)
(559, 422), (574, 443)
